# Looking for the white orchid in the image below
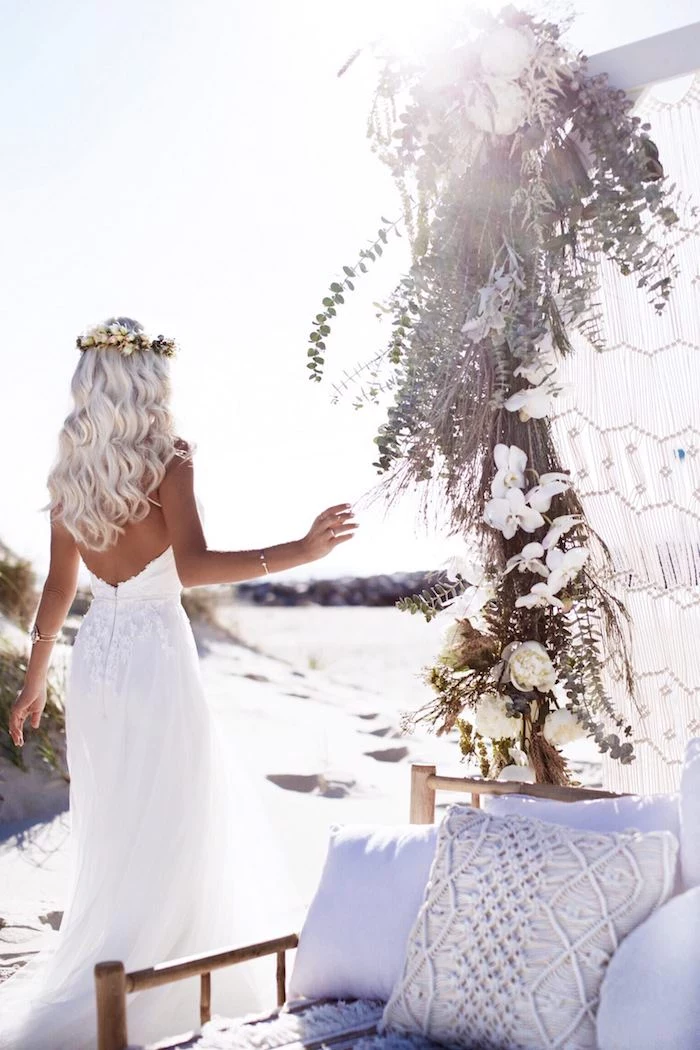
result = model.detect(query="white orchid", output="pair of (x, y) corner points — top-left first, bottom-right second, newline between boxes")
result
(504, 542), (549, 578)
(513, 354), (557, 385)
(506, 641), (557, 692)
(484, 488), (545, 540)
(515, 582), (565, 610)
(480, 26), (536, 80)
(503, 384), (554, 421)
(491, 443), (527, 497)
(545, 546), (589, 593)
(525, 473), (570, 513)
(542, 515), (585, 549)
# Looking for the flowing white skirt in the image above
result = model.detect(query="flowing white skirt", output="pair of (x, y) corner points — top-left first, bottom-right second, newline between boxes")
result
(0, 591), (298, 1049)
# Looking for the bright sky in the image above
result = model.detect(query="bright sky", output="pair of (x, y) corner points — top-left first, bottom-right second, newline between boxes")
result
(1, 0), (697, 583)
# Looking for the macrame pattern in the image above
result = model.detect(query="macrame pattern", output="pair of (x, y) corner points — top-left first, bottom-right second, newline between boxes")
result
(383, 807), (677, 1050)
(551, 74), (700, 793)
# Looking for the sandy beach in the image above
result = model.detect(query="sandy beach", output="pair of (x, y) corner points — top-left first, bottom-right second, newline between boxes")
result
(0, 601), (601, 992)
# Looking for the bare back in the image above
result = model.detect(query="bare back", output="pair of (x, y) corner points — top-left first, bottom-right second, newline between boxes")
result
(75, 438), (192, 588)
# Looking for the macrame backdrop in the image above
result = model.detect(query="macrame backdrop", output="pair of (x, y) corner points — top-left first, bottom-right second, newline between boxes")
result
(552, 74), (700, 793)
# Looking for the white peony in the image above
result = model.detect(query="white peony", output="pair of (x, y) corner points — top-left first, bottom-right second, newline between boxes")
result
(507, 641), (557, 693)
(543, 708), (585, 748)
(473, 691), (517, 740)
(480, 26), (536, 80)
(497, 762), (536, 783)
(464, 77), (528, 136)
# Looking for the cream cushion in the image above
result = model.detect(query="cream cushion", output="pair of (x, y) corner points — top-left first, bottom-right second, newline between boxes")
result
(383, 807), (678, 1050)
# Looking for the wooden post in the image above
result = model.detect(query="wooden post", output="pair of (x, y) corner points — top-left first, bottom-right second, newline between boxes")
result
(276, 950), (287, 1007)
(200, 971), (211, 1026)
(410, 764), (436, 824)
(95, 961), (128, 1050)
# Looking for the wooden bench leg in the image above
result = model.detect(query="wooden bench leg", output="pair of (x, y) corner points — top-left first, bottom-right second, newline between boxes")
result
(95, 961), (128, 1050)
(410, 764), (437, 823)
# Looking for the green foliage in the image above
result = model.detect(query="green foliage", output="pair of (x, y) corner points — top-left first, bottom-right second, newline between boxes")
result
(0, 555), (37, 629)
(306, 219), (402, 383)
(396, 574), (470, 621)
(0, 636), (66, 773)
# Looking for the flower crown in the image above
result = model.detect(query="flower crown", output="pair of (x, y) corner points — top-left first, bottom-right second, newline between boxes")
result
(76, 322), (177, 358)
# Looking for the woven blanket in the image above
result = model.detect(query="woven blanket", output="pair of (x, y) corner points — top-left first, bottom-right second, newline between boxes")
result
(144, 998), (443, 1050)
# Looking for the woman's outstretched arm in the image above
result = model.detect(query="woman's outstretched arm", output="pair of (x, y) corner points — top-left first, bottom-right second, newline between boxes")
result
(9, 518), (80, 746)
(160, 445), (358, 588)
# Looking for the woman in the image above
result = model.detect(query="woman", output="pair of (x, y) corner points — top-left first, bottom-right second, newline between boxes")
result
(1, 317), (357, 1049)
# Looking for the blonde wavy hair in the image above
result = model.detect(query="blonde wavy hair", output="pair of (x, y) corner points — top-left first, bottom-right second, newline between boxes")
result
(46, 317), (192, 550)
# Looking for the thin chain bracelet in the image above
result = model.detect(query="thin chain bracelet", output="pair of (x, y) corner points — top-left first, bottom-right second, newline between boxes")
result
(259, 550), (270, 575)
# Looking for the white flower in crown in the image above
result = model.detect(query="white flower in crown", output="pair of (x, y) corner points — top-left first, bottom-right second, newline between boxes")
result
(504, 541), (549, 577)
(479, 25), (536, 80)
(542, 515), (585, 549)
(484, 488), (545, 539)
(473, 691), (516, 740)
(545, 546), (589, 592)
(491, 443), (527, 497)
(543, 708), (585, 747)
(505, 641), (557, 692)
(515, 581), (565, 610)
(525, 472), (570, 513)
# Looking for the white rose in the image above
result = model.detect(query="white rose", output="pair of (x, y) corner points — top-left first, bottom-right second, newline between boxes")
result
(473, 691), (516, 740)
(497, 762), (536, 783)
(465, 77), (527, 136)
(543, 708), (585, 748)
(480, 26), (535, 80)
(507, 641), (557, 692)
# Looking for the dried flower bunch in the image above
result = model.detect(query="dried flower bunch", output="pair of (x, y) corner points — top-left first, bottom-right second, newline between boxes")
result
(76, 320), (177, 358)
(307, 6), (681, 781)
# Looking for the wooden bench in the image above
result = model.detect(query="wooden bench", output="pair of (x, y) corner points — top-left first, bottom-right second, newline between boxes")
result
(95, 764), (624, 1050)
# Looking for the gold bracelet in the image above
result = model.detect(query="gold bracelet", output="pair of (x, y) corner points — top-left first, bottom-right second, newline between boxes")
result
(259, 550), (270, 576)
(30, 623), (59, 644)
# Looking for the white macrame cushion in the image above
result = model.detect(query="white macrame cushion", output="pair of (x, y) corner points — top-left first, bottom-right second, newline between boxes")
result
(383, 807), (678, 1050)
(596, 886), (700, 1050)
(679, 737), (700, 889)
(289, 823), (438, 1002)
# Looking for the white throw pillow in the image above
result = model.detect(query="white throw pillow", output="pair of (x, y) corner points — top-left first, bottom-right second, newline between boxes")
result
(383, 807), (678, 1050)
(482, 790), (680, 837)
(289, 823), (438, 1002)
(597, 886), (700, 1050)
(680, 737), (700, 890)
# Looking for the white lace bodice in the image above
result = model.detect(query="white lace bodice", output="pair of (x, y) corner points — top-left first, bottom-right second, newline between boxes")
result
(75, 546), (184, 693)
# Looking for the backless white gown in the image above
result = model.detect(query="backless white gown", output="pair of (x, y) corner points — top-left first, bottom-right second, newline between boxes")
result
(0, 543), (293, 1049)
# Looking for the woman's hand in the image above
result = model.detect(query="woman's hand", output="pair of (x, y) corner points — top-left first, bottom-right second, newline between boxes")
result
(9, 682), (47, 748)
(301, 503), (358, 562)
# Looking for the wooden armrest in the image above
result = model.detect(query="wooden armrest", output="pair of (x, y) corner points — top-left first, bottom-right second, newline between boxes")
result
(95, 933), (299, 1050)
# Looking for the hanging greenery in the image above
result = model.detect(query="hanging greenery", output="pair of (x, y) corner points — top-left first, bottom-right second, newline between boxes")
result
(306, 6), (679, 782)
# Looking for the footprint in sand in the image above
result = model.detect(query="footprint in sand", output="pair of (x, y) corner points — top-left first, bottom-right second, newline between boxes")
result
(364, 746), (410, 763)
(363, 726), (393, 738)
(284, 691), (311, 700)
(266, 773), (356, 799)
(356, 712), (379, 721)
